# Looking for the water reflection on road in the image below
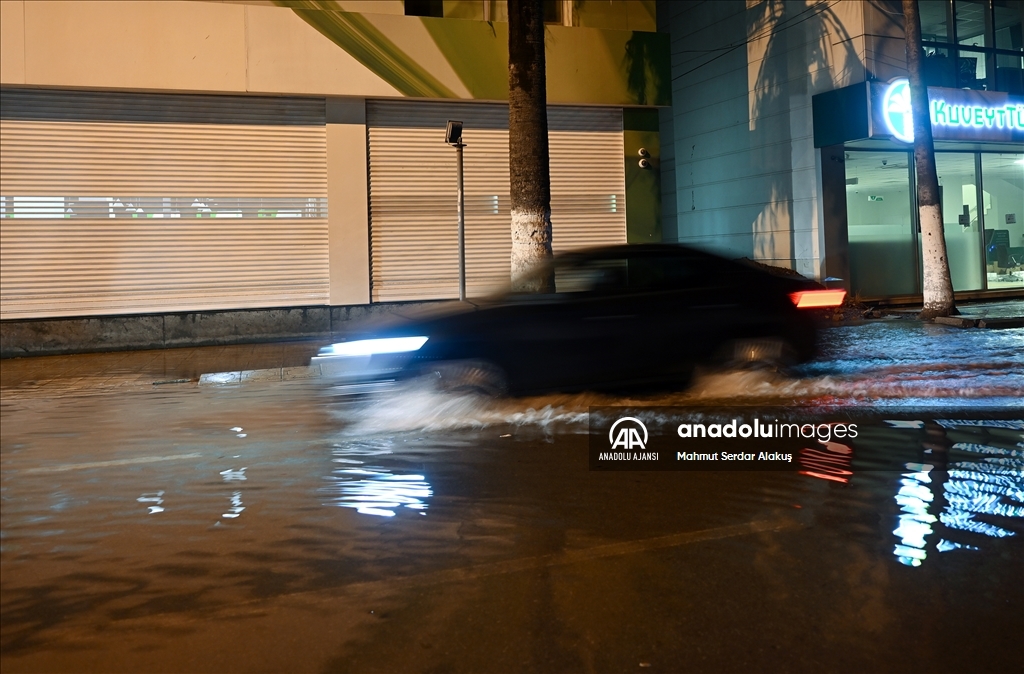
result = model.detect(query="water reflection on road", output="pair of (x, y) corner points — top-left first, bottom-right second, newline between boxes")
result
(885, 418), (1024, 567)
(322, 439), (432, 517)
(1, 320), (1022, 671)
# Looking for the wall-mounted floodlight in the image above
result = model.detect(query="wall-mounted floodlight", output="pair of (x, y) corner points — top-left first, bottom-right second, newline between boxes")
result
(445, 120), (464, 146)
(445, 120), (467, 301)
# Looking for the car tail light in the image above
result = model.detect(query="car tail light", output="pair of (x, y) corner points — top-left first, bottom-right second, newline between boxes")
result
(789, 289), (846, 309)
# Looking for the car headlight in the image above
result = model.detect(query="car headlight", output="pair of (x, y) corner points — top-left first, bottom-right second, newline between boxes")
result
(319, 336), (429, 357)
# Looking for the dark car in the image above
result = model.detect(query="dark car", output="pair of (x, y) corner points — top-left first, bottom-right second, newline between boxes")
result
(312, 244), (844, 395)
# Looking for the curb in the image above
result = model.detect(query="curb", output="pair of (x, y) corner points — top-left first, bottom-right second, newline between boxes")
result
(933, 316), (1024, 329)
(198, 365), (323, 385)
(934, 316), (979, 328)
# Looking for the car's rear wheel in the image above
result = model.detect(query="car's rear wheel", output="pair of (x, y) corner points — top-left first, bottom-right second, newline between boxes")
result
(421, 359), (508, 397)
(718, 337), (797, 371)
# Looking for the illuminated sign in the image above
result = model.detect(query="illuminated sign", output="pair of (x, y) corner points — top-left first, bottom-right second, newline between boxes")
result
(871, 79), (1024, 144)
(882, 79), (915, 142)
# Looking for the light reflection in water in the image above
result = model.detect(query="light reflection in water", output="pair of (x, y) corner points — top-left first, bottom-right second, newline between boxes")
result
(220, 467), (247, 521)
(799, 440), (853, 483)
(223, 491), (244, 519)
(220, 467), (247, 482)
(322, 470), (432, 517)
(322, 441), (432, 517)
(138, 491), (165, 514)
(893, 464), (937, 567)
(891, 421), (1023, 567)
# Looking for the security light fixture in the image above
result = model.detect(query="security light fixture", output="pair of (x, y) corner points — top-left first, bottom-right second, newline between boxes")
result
(445, 120), (463, 146)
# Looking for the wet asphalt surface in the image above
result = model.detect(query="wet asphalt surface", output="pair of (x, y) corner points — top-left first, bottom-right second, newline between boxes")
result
(1, 315), (1022, 673)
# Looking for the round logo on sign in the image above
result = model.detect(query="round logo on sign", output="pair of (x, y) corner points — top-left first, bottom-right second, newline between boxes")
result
(883, 78), (914, 143)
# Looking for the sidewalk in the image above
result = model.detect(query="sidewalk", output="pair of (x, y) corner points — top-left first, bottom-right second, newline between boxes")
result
(877, 299), (1024, 327)
(0, 340), (322, 398)
(957, 300), (1024, 319)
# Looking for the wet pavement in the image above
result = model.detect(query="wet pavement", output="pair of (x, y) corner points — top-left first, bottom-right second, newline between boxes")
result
(881, 299), (1024, 320)
(1, 307), (1022, 673)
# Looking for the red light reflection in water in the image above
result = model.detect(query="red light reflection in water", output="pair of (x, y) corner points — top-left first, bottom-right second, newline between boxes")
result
(799, 440), (854, 484)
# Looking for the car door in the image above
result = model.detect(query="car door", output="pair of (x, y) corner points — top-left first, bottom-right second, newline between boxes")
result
(473, 256), (638, 392)
(616, 251), (743, 385)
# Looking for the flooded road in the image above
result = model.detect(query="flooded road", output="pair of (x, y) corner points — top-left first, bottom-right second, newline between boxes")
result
(1, 320), (1022, 672)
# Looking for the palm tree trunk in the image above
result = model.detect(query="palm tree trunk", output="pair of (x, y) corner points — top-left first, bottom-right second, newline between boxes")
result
(508, 0), (554, 292)
(903, 0), (957, 318)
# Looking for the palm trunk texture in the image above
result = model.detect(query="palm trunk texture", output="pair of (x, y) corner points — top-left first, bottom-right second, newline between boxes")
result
(508, 0), (554, 292)
(903, 0), (957, 318)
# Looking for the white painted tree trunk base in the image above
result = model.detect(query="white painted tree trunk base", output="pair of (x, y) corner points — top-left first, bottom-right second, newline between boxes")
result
(918, 202), (957, 318)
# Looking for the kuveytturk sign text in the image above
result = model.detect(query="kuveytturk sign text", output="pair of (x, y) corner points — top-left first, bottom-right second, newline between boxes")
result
(874, 78), (1024, 144)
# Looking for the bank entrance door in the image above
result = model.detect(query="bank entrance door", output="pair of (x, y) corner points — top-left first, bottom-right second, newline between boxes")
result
(846, 149), (1024, 297)
(845, 151), (919, 298)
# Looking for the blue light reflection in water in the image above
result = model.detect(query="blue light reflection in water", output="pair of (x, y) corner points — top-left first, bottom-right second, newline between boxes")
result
(891, 424), (1024, 567)
(893, 464), (937, 567)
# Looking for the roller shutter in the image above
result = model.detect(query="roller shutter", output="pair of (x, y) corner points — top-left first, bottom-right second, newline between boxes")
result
(367, 100), (624, 302)
(0, 89), (328, 320)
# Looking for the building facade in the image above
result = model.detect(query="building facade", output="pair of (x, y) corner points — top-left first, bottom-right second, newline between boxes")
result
(0, 0), (667, 353)
(659, 0), (1023, 300)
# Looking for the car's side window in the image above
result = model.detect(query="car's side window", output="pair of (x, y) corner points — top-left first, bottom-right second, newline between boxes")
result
(625, 255), (699, 292)
(542, 252), (704, 297)
(554, 258), (629, 294)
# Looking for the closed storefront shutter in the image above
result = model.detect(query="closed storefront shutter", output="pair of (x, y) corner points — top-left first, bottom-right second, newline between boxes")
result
(366, 100), (624, 302)
(0, 89), (328, 320)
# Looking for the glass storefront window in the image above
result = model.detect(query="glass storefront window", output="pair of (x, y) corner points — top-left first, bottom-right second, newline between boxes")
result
(993, 1), (1023, 51)
(925, 47), (959, 87)
(980, 153), (1024, 289)
(935, 154), (985, 291)
(0, 196), (326, 219)
(922, 0), (955, 42)
(957, 48), (990, 87)
(844, 150), (1020, 297)
(921, 1), (1022, 93)
(846, 152), (919, 297)
(957, 0), (993, 48)
(996, 52), (1024, 92)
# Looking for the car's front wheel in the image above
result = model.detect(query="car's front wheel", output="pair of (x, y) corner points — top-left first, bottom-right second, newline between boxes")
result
(421, 359), (509, 397)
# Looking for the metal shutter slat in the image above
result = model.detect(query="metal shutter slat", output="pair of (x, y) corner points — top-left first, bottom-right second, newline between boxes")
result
(1, 89), (326, 126)
(366, 101), (625, 302)
(0, 91), (328, 319)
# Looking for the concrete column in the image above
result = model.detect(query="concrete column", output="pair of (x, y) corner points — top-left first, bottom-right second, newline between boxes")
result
(820, 145), (851, 288)
(326, 98), (371, 305)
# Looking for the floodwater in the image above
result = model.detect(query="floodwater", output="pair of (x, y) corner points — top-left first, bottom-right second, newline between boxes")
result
(1, 319), (1022, 673)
